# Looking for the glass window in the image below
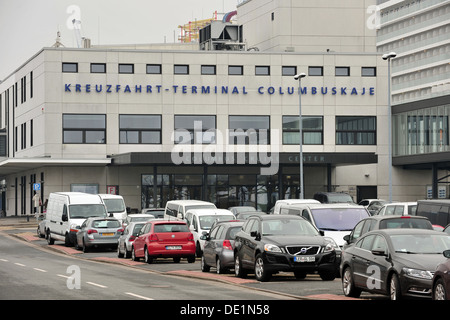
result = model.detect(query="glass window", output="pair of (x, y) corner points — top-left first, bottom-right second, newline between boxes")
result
(229, 115), (270, 145)
(335, 67), (350, 76)
(201, 65), (216, 75)
(174, 115), (216, 144)
(336, 116), (376, 145)
(255, 66), (270, 76)
(174, 65), (189, 75)
(91, 63), (106, 73)
(308, 66), (323, 76)
(146, 64), (161, 74)
(362, 67), (376, 77)
(62, 63), (78, 73)
(283, 116), (323, 145)
(119, 64), (134, 74)
(228, 65), (243, 75)
(119, 115), (161, 144)
(282, 66), (296, 76)
(63, 114), (106, 144)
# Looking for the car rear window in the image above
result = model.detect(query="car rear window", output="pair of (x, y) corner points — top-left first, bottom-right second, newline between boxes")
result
(154, 223), (189, 233)
(379, 218), (432, 230)
(92, 220), (120, 228)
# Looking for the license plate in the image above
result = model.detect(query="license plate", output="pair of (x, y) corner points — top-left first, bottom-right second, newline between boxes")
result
(101, 233), (114, 236)
(294, 256), (315, 262)
(166, 246), (182, 250)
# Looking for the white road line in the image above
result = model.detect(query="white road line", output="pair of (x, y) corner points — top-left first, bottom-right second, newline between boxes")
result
(0, 259), (9, 262)
(86, 281), (107, 288)
(33, 268), (47, 273)
(57, 274), (70, 279)
(14, 263), (26, 267)
(124, 292), (154, 300)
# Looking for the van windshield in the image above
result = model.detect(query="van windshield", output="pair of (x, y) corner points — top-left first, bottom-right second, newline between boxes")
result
(199, 215), (234, 230)
(311, 208), (368, 231)
(103, 199), (126, 213)
(69, 204), (107, 219)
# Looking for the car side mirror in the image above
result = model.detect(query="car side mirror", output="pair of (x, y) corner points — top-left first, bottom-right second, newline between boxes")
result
(62, 213), (68, 222)
(319, 230), (325, 236)
(250, 231), (261, 240)
(443, 249), (450, 259)
(343, 234), (351, 243)
(371, 249), (387, 256)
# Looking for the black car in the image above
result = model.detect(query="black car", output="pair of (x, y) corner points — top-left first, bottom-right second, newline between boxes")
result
(341, 229), (450, 300)
(343, 215), (434, 247)
(233, 215), (338, 282)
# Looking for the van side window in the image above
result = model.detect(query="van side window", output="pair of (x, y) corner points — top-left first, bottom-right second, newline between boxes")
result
(63, 204), (68, 217)
(166, 204), (178, 218)
(280, 208), (289, 215)
(301, 209), (311, 222)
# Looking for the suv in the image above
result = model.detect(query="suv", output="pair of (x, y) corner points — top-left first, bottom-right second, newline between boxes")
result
(233, 215), (338, 282)
(375, 202), (417, 216)
(313, 192), (355, 204)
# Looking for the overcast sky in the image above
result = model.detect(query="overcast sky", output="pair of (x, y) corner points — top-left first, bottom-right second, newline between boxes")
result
(0, 0), (237, 80)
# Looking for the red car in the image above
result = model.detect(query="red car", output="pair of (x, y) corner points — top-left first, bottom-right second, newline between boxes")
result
(131, 220), (196, 263)
(432, 250), (450, 300)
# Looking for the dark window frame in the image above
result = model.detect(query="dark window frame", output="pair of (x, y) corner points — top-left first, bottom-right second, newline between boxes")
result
(63, 114), (106, 144)
(119, 114), (162, 144)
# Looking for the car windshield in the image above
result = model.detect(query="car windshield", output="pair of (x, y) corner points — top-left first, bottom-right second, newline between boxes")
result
(154, 223), (189, 233)
(327, 194), (354, 203)
(102, 199), (125, 213)
(199, 215), (234, 230)
(379, 218), (432, 230)
(262, 219), (319, 236)
(391, 234), (450, 254)
(92, 219), (120, 228)
(130, 216), (154, 222)
(69, 204), (106, 219)
(311, 208), (368, 231)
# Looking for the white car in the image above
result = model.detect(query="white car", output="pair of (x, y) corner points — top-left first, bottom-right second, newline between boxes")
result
(376, 202), (417, 216)
(184, 208), (236, 257)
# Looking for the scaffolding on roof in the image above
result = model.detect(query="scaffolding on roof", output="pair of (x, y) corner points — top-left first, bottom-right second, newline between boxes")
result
(178, 11), (218, 43)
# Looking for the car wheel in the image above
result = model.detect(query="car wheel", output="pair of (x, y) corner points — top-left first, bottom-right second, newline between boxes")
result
(125, 245), (131, 259)
(294, 271), (307, 280)
(433, 278), (447, 300)
(254, 254), (271, 282)
(187, 255), (196, 263)
(196, 242), (203, 258)
(82, 239), (89, 253)
(144, 247), (153, 264)
(389, 273), (402, 300)
(216, 258), (226, 274)
(46, 230), (54, 245)
(319, 271), (336, 281)
(201, 256), (210, 272)
(64, 233), (72, 247)
(173, 257), (181, 263)
(234, 253), (246, 278)
(131, 246), (139, 261)
(342, 267), (361, 298)
(117, 243), (124, 258)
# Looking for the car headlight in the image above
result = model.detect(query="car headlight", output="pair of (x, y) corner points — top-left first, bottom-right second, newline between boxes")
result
(264, 244), (282, 253)
(402, 268), (433, 280)
(323, 237), (338, 252)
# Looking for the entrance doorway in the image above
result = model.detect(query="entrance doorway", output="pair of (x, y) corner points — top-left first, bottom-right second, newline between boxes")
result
(357, 186), (378, 203)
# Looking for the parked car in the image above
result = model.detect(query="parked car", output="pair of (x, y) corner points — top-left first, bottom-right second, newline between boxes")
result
(184, 208), (236, 257)
(228, 206), (256, 216)
(271, 199), (320, 215)
(36, 214), (46, 238)
(131, 220), (196, 263)
(444, 224), (450, 235)
(343, 215), (434, 247)
(358, 199), (386, 208)
(416, 200), (450, 230)
(366, 200), (388, 215)
(313, 192), (355, 204)
(341, 229), (450, 300)
(117, 222), (145, 258)
(375, 202), (417, 216)
(234, 215), (338, 282)
(201, 220), (245, 274)
(164, 200), (216, 221)
(98, 194), (127, 223)
(432, 250), (450, 300)
(122, 213), (155, 228)
(235, 211), (266, 220)
(141, 208), (165, 219)
(75, 217), (123, 252)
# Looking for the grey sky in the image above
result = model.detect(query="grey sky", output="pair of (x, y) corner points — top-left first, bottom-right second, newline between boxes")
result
(0, 0), (237, 80)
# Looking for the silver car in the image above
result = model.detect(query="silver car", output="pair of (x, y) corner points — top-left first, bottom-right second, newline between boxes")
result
(201, 220), (245, 274)
(117, 221), (145, 258)
(75, 217), (123, 252)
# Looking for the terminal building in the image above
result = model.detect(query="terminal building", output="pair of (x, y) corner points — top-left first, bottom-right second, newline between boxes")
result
(0, 0), (446, 215)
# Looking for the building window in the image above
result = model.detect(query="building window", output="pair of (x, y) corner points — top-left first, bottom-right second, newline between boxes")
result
(118, 64), (134, 74)
(255, 66), (270, 76)
(335, 67), (350, 76)
(201, 65), (216, 75)
(147, 64), (162, 74)
(63, 114), (106, 144)
(336, 116), (376, 145)
(174, 115), (216, 144)
(229, 115), (270, 145)
(119, 114), (161, 144)
(62, 63), (78, 73)
(91, 63), (106, 73)
(282, 66), (297, 76)
(308, 66), (323, 76)
(283, 116), (323, 145)
(174, 65), (189, 75)
(362, 67), (377, 77)
(228, 65), (243, 75)
(30, 71), (33, 98)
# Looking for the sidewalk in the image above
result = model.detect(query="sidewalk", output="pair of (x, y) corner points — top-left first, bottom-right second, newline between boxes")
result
(0, 215), (38, 227)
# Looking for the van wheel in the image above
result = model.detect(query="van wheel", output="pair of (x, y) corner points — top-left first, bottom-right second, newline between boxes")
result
(64, 233), (72, 247)
(196, 242), (203, 257)
(46, 230), (54, 245)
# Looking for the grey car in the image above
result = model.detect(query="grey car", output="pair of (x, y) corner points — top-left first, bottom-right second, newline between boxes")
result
(117, 221), (145, 258)
(201, 220), (245, 274)
(75, 217), (123, 252)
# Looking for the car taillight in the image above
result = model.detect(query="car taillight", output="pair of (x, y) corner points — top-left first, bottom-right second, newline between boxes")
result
(117, 228), (124, 233)
(149, 234), (158, 242)
(223, 240), (233, 250)
(87, 229), (97, 235)
(188, 233), (194, 242)
(128, 235), (136, 242)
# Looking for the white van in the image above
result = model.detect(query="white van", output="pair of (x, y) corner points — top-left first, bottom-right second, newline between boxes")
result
(163, 200), (216, 221)
(184, 208), (235, 257)
(45, 192), (108, 246)
(98, 194), (127, 223)
(272, 199), (320, 214)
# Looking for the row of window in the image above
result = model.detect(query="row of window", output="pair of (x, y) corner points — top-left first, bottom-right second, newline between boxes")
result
(0, 71), (34, 112)
(62, 62), (377, 77)
(61, 114), (377, 146)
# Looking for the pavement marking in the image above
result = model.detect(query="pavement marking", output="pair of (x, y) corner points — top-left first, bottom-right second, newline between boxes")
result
(86, 281), (107, 288)
(14, 263), (26, 267)
(33, 268), (47, 273)
(0, 259), (9, 262)
(124, 292), (154, 300)
(57, 274), (70, 279)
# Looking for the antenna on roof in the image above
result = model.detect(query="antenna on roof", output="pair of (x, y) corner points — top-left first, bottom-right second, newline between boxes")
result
(52, 30), (65, 47)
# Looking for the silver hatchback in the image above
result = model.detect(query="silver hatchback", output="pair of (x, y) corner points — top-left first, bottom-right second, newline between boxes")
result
(117, 221), (145, 258)
(75, 217), (123, 252)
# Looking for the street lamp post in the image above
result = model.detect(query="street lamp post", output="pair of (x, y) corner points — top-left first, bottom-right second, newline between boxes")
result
(382, 52), (396, 203)
(294, 73), (306, 199)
